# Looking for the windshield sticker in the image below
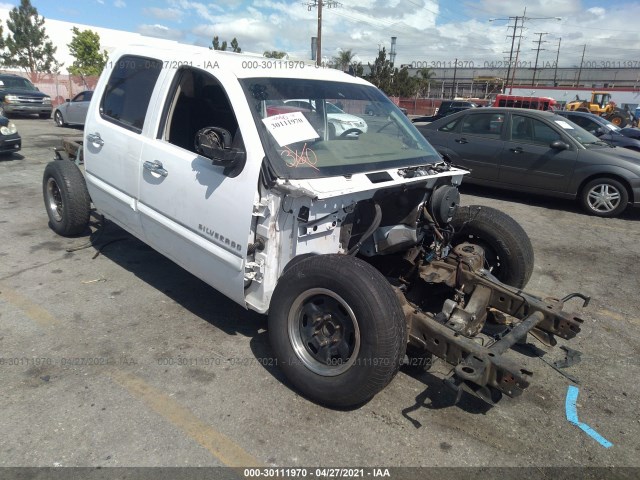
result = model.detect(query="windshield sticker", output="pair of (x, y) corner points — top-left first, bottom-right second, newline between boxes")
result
(555, 120), (574, 130)
(262, 111), (319, 147)
(280, 143), (319, 170)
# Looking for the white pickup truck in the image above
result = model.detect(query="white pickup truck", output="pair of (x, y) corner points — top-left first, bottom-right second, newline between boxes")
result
(42, 45), (588, 408)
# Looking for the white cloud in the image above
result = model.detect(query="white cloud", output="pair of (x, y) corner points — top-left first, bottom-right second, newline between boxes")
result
(144, 7), (184, 21)
(137, 24), (185, 41)
(587, 7), (606, 17)
(114, 0), (126, 8)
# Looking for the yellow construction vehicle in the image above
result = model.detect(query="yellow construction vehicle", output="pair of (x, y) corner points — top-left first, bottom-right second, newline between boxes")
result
(565, 92), (630, 126)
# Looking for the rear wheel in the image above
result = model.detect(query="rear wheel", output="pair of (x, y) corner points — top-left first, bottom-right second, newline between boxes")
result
(450, 205), (534, 289)
(54, 111), (65, 127)
(269, 255), (406, 408)
(580, 177), (628, 218)
(43, 161), (91, 236)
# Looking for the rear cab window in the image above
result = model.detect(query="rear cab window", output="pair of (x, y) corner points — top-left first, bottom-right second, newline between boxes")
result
(100, 55), (163, 133)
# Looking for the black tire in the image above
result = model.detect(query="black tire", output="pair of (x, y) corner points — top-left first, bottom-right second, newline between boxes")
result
(39, 113), (50, 119)
(450, 205), (534, 289)
(607, 113), (627, 127)
(43, 161), (91, 236)
(580, 177), (629, 218)
(268, 254), (407, 408)
(54, 111), (65, 127)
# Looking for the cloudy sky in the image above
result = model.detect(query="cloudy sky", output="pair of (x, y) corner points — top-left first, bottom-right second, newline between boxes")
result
(3, 0), (640, 69)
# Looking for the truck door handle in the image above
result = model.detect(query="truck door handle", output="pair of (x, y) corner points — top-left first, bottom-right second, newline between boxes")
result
(143, 160), (168, 177)
(509, 147), (524, 153)
(455, 138), (468, 144)
(86, 132), (104, 146)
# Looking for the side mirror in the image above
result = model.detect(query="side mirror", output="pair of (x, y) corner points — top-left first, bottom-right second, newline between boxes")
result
(195, 127), (246, 177)
(550, 140), (569, 150)
(65, 98), (70, 102)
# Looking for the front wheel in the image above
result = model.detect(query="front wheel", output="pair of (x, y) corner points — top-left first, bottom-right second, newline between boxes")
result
(607, 113), (627, 127)
(580, 177), (628, 218)
(43, 161), (91, 236)
(268, 255), (407, 408)
(450, 205), (534, 289)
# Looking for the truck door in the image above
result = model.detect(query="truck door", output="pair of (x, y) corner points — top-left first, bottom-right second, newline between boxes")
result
(83, 55), (163, 238)
(137, 67), (258, 306)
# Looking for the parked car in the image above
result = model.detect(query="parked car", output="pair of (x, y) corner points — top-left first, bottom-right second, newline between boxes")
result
(53, 91), (93, 127)
(417, 107), (640, 217)
(284, 99), (368, 137)
(618, 126), (640, 140)
(412, 100), (479, 123)
(0, 73), (52, 119)
(554, 110), (640, 152)
(0, 115), (21, 154)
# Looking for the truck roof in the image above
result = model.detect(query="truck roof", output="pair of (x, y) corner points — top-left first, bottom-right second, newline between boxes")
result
(108, 43), (372, 85)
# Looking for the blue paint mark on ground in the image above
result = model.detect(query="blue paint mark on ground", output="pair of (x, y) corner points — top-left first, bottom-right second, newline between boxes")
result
(565, 385), (613, 448)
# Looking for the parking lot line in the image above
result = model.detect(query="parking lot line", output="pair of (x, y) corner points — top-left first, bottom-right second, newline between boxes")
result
(108, 370), (264, 467)
(596, 307), (640, 326)
(0, 283), (58, 327)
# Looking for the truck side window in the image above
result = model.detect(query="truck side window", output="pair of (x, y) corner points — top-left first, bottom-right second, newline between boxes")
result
(100, 55), (162, 133)
(161, 67), (242, 154)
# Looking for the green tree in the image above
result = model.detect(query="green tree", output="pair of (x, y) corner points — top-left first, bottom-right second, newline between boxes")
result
(210, 36), (227, 51)
(365, 48), (394, 94)
(0, 0), (59, 74)
(264, 50), (287, 59)
(391, 66), (418, 97)
(210, 36), (241, 52)
(68, 27), (108, 79)
(415, 67), (435, 97)
(332, 48), (355, 72)
(230, 37), (241, 53)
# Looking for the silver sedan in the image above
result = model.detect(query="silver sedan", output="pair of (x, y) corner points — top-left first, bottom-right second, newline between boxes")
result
(53, 90), (93, 127)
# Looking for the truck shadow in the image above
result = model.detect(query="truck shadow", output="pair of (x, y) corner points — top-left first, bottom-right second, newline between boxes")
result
(92, 220), (265, 339)
(460, 183), (640, 221)
(88, 218), (509, 417)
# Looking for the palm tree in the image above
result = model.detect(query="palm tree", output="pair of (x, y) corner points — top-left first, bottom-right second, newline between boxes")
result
(416, 67), (436, 97)
(333, 49), (356, 72)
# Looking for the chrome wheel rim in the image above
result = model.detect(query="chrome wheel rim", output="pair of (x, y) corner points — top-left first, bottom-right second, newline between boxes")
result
(46, 177), (64, 222)
(55, 112), (63, 126)
(587, 183), (621, 213)
(287, 288), (360, 376)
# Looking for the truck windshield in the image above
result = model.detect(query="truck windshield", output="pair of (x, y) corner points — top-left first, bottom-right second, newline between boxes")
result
(240, 78), (441, 179)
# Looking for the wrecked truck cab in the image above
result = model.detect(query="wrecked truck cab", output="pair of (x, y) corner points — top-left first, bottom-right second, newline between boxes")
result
(42, 45), (588, 408)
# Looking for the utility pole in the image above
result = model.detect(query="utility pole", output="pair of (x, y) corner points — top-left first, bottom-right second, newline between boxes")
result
(451, 58), (458, 99)
(552, 37), (561, 86)
(531, 32), (548, 86)
(576, 44), (586, 86)
(490, 9), (560, 93)
(306, 0), (341, 67)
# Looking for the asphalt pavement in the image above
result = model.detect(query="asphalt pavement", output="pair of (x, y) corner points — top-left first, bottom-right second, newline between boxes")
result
(1, 117), (639, 476)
